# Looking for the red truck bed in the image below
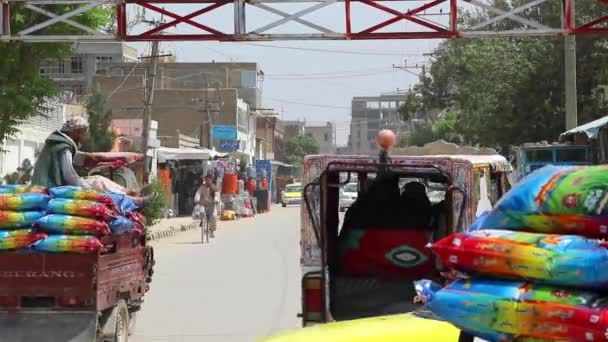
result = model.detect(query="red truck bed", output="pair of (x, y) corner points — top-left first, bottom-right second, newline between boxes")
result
(0, 234), (151, 342)
(0, 234), (147, 311)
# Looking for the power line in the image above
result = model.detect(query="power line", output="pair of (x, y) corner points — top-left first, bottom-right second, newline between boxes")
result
(265, 97), (351, 109)
(265, 67), (391, 77)
(265, 70), (398, 80)
(236, 43), (429, 57)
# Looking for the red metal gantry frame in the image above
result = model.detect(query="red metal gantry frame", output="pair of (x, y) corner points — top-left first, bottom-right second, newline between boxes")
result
(1, 0), (608, 42)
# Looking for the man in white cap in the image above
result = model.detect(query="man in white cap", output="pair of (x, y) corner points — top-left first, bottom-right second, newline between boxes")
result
(32, 116), (153, 205)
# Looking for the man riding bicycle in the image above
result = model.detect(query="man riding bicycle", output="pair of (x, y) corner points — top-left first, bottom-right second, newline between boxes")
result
(194, 173), (218, 238)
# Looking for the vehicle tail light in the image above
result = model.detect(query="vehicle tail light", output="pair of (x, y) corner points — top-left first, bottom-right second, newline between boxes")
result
(0, 296), (18, 307)
(302, 274), (323, 326)
(58, 296), (92, 307)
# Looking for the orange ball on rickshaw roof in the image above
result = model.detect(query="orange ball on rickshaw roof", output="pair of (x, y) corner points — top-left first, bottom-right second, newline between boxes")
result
(376, 129), (396, 150)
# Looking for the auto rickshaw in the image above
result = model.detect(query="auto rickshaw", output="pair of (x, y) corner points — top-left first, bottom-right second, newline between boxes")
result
(296, 140), (511, 341)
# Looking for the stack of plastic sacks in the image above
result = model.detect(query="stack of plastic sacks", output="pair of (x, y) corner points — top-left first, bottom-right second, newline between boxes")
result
(416, 165), (608, 342)
(0, 185), (49, 251)
(31, 186), (144, 254)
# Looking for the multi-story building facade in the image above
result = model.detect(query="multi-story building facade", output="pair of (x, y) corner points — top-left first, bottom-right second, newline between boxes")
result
(39, 42), (139, 100)
(94, 62), (264, 163)
(305, 122), (336, 154)
(283, 120), (306, 140)
(348, 94), (406, 155)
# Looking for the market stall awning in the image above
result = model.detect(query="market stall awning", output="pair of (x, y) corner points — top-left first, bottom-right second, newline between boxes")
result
(560, 115), (608, 141)
(157, 147), (211, 163)
(269, 160), (295, 168)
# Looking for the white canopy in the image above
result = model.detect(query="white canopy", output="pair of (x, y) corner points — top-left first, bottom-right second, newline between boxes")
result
(157, 147), (211, 163)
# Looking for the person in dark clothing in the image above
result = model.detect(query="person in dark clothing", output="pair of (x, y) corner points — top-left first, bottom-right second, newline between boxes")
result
(32, 116), (90, 188)
(32, 116), (154, 205)
(400, 181), (433, 227)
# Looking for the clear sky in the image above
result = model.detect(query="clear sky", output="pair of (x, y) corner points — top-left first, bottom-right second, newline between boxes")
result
(128, 1), (447, 145)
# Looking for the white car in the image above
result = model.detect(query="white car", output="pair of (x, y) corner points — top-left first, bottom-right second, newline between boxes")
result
(339, 183), (358, 212)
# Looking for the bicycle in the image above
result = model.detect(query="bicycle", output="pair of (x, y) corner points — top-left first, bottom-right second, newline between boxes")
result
(200, 212), (210, 244)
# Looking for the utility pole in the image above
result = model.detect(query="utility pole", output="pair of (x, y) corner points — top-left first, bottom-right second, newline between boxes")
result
(140, 16), (166, 182)
(193, 76), (222, 149)
(392, 59), (425, 78)
(564, 1), (577, 130)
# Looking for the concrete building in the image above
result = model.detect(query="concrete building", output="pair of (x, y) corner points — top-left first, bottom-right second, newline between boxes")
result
(94, 62), (264, 163)
(305, 122), (336, 154)
(40, 42), (139, 100)
(349, 94), (406, 155)
(283, 120), (306, 140)
(256, 116), (285, 162)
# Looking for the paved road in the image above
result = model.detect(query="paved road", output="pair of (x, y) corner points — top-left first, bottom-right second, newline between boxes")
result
(132, 205), (302, 342)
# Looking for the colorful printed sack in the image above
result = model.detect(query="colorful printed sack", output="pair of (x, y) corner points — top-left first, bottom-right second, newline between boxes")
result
(432, 229), (608, 287)
(415, 278), (608, 342)
(32, 235), (103, 254)
(36, 214), (110, 236)
(0, 211), (45, 229)
(49, 186), (115, 205)
(107, 193), (139, 215)
(473, 165), (608, 238)
(0, 229), (46, 250)
(0, 193), (50, 211)
(0, 185), (48, 195)
(109, 215), (142, 235)
(47, 199), (117, 221)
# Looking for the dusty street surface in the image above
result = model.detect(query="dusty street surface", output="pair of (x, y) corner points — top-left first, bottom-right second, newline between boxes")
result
(132, 205), (301, 342)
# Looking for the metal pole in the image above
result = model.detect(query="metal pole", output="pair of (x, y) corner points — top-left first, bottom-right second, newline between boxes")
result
(564, 0), (577, 130)
(141, 40), (160, 181)
(565, 35), (577, 130)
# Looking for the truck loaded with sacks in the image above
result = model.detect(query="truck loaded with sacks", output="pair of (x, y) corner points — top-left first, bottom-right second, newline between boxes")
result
(0, 184), (154, 342)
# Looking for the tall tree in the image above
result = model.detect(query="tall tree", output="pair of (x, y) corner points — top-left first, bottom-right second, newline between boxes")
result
(285, 134), (320, 169)
(82, 93), (116, 152)
(0, 5), (112, 143)
(404, 1), (608, 149)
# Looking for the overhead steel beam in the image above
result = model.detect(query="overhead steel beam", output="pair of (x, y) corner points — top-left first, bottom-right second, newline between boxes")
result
(2, 0), (608, 42)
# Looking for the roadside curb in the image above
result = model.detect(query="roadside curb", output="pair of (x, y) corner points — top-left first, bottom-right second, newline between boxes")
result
(146, 222), (198, 242)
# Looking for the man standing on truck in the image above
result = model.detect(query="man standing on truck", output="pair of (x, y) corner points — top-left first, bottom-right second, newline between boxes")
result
(195, 173), (218, 238)
(32, 116), (154, 206)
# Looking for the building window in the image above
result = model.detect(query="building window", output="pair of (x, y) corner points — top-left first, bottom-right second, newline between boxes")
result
(366, 101), (379, 109)
(39, 61), (65, 75)
(71, 56), (83, 74)
(324, 133), (329, 142)
(96, 56), (113, 64)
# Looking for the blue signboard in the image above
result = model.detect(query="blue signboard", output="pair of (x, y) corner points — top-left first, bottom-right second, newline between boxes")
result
(219, 140), (240, 151)
(255, 160), (272, 193)
(212, 125), (237, 140)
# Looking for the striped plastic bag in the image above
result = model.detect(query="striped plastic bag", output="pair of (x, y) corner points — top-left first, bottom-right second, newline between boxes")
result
(47, 199), (117, 221)
(36, 214), (111, 236)
(0, 229), (47, 251)
(32, 235), (104, 254)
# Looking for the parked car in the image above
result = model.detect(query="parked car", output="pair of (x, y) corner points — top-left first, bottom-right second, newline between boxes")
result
(339, 183), (358, 212)
(281, 183), (302, 207)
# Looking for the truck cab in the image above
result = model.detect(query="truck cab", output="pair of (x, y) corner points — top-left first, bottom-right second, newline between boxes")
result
(514, 144), (592, 181)
(299, 143), (512, 326)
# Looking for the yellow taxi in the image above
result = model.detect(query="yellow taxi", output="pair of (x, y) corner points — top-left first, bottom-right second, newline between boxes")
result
(281, 183), (302, 207)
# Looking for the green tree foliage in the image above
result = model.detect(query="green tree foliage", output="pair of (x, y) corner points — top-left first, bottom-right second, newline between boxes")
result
(285, 134), (320, 169)
(82, 93), (116, 152)
(0, 5), (113, 143)
(404, 1), (608, 149)
(142, 179), (168, 226)
(401, 112), (461, 146)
